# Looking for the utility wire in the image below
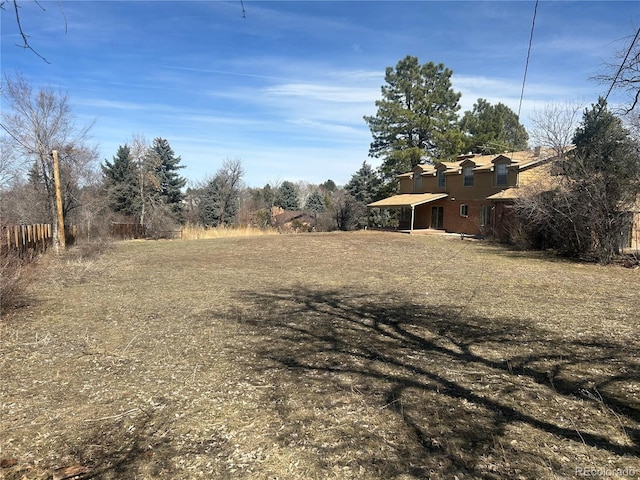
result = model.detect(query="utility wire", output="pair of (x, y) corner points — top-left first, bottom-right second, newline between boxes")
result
(517, 0), (538, 122)
(603, 27), (640, 107)
(0, 121), (35, 154)
(508, 0), (538, 159)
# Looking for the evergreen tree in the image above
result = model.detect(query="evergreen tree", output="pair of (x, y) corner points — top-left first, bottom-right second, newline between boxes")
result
(101, 144), (139, 216)
(148, 138), (186, 217)
(276, 181), (299, 210)
(199, 176), (235, 226)
(199, 159), (244, 227)
(364, 55), (462, 186)
(345, 161), (387, 228)
(321, 179), (337, 192)
(304, 190), (325, 213)
(573, 98), (638, 182)
(262, 183), (275, 208)
(345, 161), (382, 204)
(460, 99), (529, 154)
(515, 98), (640, 263)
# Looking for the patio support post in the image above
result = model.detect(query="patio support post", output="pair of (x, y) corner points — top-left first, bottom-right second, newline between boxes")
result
(410, 205), (415, 232)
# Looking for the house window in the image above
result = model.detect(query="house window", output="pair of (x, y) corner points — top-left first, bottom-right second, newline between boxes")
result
(463, 167), (474, 186)
(413, 173), (422, 191)
(481, 205), (492, 226)
(437, 169), (446, 188)
(460, 204), (468, 217)
(496, 163), (508, 186)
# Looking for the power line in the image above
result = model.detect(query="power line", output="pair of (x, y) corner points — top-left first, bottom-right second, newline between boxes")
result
(603, 26), (640, 107)
(516, 0), (539, 122)
(0, 121), (35, 154)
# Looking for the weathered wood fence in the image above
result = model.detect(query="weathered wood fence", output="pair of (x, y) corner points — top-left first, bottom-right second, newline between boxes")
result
(2, 224), (52, 256)
(110, 222), (147, 239)
(1, 224), (84, 256)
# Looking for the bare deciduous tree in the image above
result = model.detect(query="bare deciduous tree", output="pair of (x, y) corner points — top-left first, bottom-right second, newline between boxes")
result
(515, 98), (640, 263)
(199, 158), (245, 227)
(1, 74), (96, 247)
(0, 0), (67, 63)
(529, 101), (583, 158)
(0, 137), (20, 189)
(592, 28), (640, 115)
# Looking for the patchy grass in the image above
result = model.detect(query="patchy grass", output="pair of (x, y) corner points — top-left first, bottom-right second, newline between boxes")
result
(1, 232), (638, 479)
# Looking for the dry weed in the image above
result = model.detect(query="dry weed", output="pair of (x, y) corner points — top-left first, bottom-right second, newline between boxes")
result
(181, 224), (279, 240)
(1, 232), (638, 479)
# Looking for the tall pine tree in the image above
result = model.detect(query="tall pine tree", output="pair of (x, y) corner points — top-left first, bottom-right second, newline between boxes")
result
(304, 190), (325, 213)
(345, 161), (382, 205)
(364, 55), (462, 187)
(276, 181), (299, 210)
(459, 99), (529, 154)
(101, 144), (140, 216)
(149, 138), (186, 217)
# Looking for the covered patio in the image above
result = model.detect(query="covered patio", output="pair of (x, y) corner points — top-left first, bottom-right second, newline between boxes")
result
(367, 193), (449, 231)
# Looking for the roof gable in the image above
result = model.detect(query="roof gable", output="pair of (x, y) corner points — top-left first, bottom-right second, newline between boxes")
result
(459, 159), (477, 168)
(492, 154), (512, 164)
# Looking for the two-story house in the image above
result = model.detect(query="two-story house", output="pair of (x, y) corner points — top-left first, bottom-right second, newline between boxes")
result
(367, 147), (573, 238)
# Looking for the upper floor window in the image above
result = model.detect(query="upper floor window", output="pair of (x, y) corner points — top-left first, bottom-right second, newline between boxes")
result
(496, 163), (508, 186)
(463, 166), (474, 187)
(413, 173), (422, 191)
(437, 169), (446, 188)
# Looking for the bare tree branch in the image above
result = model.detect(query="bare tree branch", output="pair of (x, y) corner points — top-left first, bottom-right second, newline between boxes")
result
(592, 28), (640, 115)
(529, 101), (583, 158)
(7, 0), (51, 63)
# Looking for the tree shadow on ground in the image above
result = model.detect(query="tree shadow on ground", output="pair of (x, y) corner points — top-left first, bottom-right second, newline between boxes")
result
(235, 286), (639, 478)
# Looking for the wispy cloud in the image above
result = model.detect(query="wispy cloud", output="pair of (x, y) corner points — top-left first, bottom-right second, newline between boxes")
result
(75, 99), (148, 111)
(3, 0), (636, 186)
(263, 83), (377, 104)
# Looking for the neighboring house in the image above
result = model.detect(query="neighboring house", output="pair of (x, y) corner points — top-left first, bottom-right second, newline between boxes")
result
(367, 147), (576, 239)
(273, 209), (316, 232)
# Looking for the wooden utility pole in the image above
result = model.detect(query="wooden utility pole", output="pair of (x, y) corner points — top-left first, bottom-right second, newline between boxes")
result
(52, 150), (66, 252)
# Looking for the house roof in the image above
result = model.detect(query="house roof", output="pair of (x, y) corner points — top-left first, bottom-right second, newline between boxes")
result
(406, 147), (577, 177)
(367, 193), (448, 208)
(395, 148), (578, 195)
(486, 188), (522, 201)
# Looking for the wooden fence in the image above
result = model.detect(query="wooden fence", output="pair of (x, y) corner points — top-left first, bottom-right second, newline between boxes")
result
(2, 224), (52, 256)
(110, 222), (147, 239)
(1, 224), (83, 257)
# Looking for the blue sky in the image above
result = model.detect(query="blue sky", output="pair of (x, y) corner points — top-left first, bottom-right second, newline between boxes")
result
(1, 1), (638, 187)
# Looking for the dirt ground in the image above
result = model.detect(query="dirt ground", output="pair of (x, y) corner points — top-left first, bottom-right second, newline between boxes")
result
(1, 232), (639, 479)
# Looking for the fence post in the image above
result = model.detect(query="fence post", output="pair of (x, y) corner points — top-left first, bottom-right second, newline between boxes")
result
(51, 150), (66, 253)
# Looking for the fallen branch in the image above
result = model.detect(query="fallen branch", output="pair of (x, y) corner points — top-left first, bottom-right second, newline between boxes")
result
(82, 408), (140, 423)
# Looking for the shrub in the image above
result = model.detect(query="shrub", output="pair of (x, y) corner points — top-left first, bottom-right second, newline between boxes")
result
(0, 252), (35, 313)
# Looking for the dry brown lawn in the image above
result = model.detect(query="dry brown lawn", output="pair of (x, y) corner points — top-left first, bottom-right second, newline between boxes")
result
(1, 232), (639, 479)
